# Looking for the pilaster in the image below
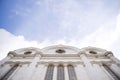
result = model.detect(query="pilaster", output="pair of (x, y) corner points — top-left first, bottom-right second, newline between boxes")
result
(53, 64), (57, 80)
(75, 64), (90, 80)
(93, 63), (110, 80)
(110, 64), (120, 78)
(80, 54), (103, 80)
(64, 64), (69, 80)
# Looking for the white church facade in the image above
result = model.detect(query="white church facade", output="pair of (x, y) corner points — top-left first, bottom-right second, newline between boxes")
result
(0, 45), (120, 80)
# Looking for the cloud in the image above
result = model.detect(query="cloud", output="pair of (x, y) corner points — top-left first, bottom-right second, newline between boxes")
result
(0, 29), (52, 60)
(1, 13), (120, 60)
(10, 0), (120, 41)
(0, 13), (120, 60)
(1, 0), (120, 60)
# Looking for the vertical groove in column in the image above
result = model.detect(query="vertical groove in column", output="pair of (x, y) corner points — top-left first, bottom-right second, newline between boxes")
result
(110, 64), (120, 78)
(11, 64), (28, 80)
(75, 64), (90, 80)
(53, 65), (57, 80)
(93, 64), (110, 80)
(40, 65), (48, 80)
(64, 65), (69, 80)
(80, 54), (102, 80)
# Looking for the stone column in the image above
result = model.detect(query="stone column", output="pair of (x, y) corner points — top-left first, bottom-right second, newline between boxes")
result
(105, 51), (120, 66)
(26, 55), (40, 80)
(13, 54), (41, 80)
(53, 64), (57, 80)
(0, 64), (12, 79)
(110, 56), (120, 66)
(93, 63), (110, 80)
(80, 54), (102, 80)
(31, 64), (45, 80)
(0, 57), (10, 66)
(110, 64), (120, 78)
(11, 64), (28, 80)
(64, 64), (69, 80)
(0, 51), (14, 66)
(40, 64), (48, 80)
(75, 64), (90, 80)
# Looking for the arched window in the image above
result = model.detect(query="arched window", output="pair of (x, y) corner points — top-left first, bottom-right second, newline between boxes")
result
(24, 51), (32, 55)
(68, 65), (77, 80)
(45, 64), (54, 80)
(1, 64), (19, 80)
(57, 65), (64, 80)
(103, 64), (120, 80)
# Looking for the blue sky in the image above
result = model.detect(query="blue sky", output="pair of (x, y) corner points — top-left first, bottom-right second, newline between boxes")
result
(0, 0), (120, 60)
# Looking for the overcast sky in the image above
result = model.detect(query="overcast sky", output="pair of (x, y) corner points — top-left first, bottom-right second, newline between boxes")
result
(0, 0), (120, 60)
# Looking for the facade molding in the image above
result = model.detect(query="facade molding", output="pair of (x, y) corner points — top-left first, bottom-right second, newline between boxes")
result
(0, 45), (120, 80)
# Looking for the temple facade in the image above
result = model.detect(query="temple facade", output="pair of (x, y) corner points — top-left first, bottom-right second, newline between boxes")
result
(0, 45), (120, 80)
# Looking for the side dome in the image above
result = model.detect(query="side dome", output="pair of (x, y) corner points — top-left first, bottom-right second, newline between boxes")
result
(40, 45), (80, 54)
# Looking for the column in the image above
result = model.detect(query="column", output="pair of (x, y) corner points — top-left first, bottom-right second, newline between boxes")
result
(31, 65), (44, 80)
(0, 64), (12, 79)
(110, 64), (120, 78)
(53, 65), (57, 80)
(26, 56), (40, 80)
(93, 64), (110, 80)
(11, 64), (28, 80)
(13, 54), (41, 80)
(0, 57), (10, 66)
(64, 64), (69, 80)
(105, 51), (120, 65)
(80, 54), (102, 80)
(40, 64), (48, 80)
(110, 56), (120, 65)
(75, 64), (90, 80)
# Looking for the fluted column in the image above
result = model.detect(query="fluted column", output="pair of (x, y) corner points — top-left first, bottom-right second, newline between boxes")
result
(39, 65), (48, 80)
(64, 64), (69, 80)
(13, 54), (41, 80)
(0, 64), (12, 79)
(105, 51), (120, 66)
(93, 64), (110, 80)
(26, 55), (40, 80)
(80, 54), (102, 80)
(11, 64), (28, 80)
(53, 64), (57, 80)
(0, 51), (14, 66)
(31, 65), (45, 80)
(110, 64), (120, 78)
(0, 57), (10, 66)
(110, 56), (120, 66)
(75, 64), (90, 80)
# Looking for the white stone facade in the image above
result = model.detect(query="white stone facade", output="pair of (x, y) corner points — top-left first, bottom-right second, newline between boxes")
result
(0, 45), (120, 80)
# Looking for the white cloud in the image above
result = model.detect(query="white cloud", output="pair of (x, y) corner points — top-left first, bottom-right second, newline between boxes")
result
(0, 13), (120, 60)
(0, 29), (51, 60)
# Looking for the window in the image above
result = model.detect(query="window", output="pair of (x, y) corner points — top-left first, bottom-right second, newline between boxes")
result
(56, 49), (65, 53)
(1, 64), (19, 80)
(45, 64), (54, 80)
(68, 65), (77, 80)
(57, 65), (64, 80)
(103, 64), (120, 80)
(24, 51), (32, 55)
(89, 51), (97, 54)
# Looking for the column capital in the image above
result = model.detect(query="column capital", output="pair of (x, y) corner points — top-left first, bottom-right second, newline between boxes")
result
(7, 51), (16, 57)
(104, 51), (113, 57)
(78, 51), (87, 56)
